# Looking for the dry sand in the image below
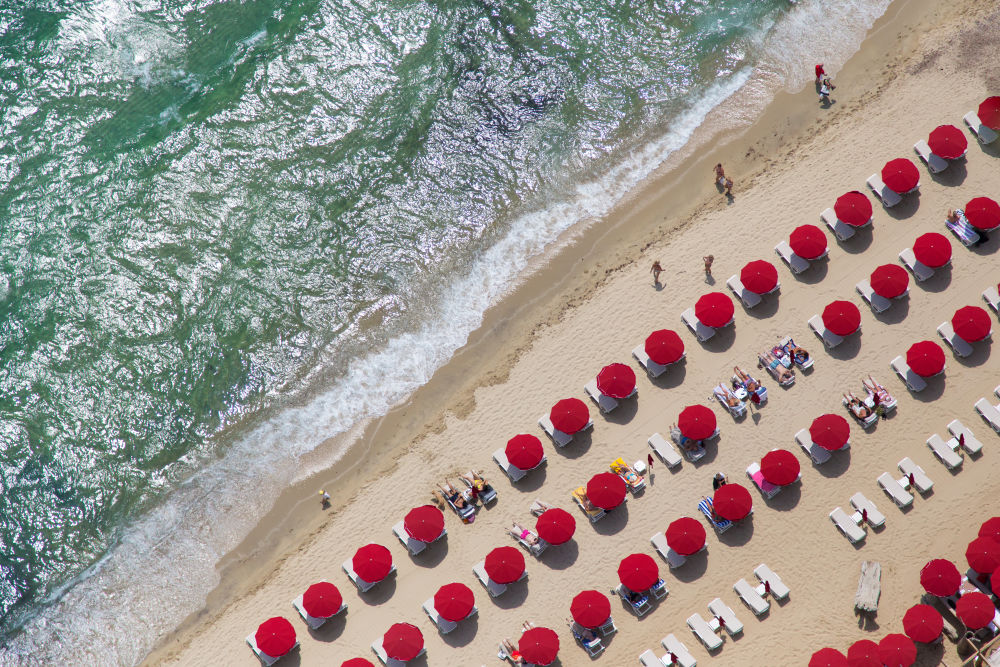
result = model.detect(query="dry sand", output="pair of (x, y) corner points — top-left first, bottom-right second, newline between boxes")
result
(150, 0), (1000, 665)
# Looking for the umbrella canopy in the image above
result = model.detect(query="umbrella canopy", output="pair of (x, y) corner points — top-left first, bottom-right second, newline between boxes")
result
(789, 224), (828, 259)
(586, 472), (627, 510)
(570, 590), (611, 629)
(906, 340), (945, 377)
(847, 639), (881, 667)
(912, 232), (952, 268)
(433, 583), (475, 622)
(835, 191), (873, 226)
(519, 627), (560, 666)
(665, 517), (707, 555)
(870, 264), (909, 299)
(677, 405), (716, 440)
(822, 300), (861, 336)
(809, 414), (851, 451)
(878, 633), (916, 667)
(536, 508), (576, 544)
(302, 582), (343, 619)
(966, 536), (1000, 574)
(645, 329), (685, 365)
(383, 623), (423, 662)
(352, 544), (393, 583)
(956, 592), (996, 629)
(965, 196), (1000, 231)
(760, 449), (800, 486)
(952, 305), (992, 342)
(404, 505), (445, 542)
(810, 648), (848, 667)
(979, 517), (1000, 542)
(740, 260), (779, 294)
(255, 617), (296, 658)
(979, 96), (1000, 130)
(549, 398), (590, 434)
(920, 559), (961, 596)
(505, 434), (544, 470)
(695, 292), (735, 328)
(484, 546), (526, 584)
(927, 124), (968, 159)
(596, 363), (637, 399)
(618, 553), (659, 591)
(903, 604), (943, 643)
(712, 483), (753, 520)
(993, 565), (1000, 597)
(341, 659), (375, 667)
(881, 158), (919, 194)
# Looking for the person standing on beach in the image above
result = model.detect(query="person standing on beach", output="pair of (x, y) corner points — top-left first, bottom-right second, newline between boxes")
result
(650, 261), (663, 286)
(703, 255), (714, 278)
(819, 77), (836, 105)
(815, 63), (825, 81)
(713, 164), (733, 196)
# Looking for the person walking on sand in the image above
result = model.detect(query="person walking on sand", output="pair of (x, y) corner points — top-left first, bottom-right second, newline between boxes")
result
(814, 63), (825, 82)
(703, 255), (714, 278)
(713, 164), (733, 196)
(819, 76), (835, 105)
(650, 260), (663, 286)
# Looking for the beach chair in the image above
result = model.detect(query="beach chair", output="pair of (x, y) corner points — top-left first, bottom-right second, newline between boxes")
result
(616, 584), (652, 617)
(698, 497), (733, 534)
(708, 598), (743, 636)
(538, 414), (573, 447)
(914, 140), (949, 173)
(639, 649), (666, 667)
(775, 241), (810, 274)
(897, 457), (933, 493)
(585, 380), (619, 414)
(343, 559), (395, 593)
(937, 322), (974, 358)
(472, 561), (509, 598)
(569, 621), (606, 657)
(899, 248), (934, 282)
(759, 354), (795, 387)
(733, 372), (767, 404)
(372, 638), (424, 665)
(714, 385), (746, 418)
(572, 487), (606, 523)
(946, 210), (981, 247)
(460, 473), (497, 505)
(293, 589), (345, 630)
(808, 314), (844, 348)
(753, 564), (790, 600)
(947, 420), (983, 456)
(778, 335), (814, 369)
(493, 449), (527, 482)
(247, 633), (298, 666)
(856, 280), (891, 314)
(796, 428), (831, 465)
(975, 398), (1000, 433)
(964, 111), (1000, 144)
(926, 434), (963, 469)
(686, 613), (722, 651)
(849, 492), (886, 528)
(611, 457), (646, 493)
(514, 529), (547, 557)
(422, 597), (459, 634)
(890, 356), (927, 393)
(830, 507), (866, 543)
(843, 395), (878, 429)
(649, 578), (669, 600)
(681, 308), (715, 342)
(662, 634), (698, 667)
(651, 532), (688, 569)
(877, 473), (913, 508)
(392, 521), (428, 555)
(746, 462), (781, 499)
(983, 285), (1000, 314)
(633, 344), (669, 378)
(599, 617), (618, 637)
(733, 578), (769, 616)
(821, 208), (856, 242)
(862, 377), (897, 412)
(648, 433), (682, 468)
(866, 174), (902, 207)
(669, 426), (708, 462)
(726, 275), (762, 309)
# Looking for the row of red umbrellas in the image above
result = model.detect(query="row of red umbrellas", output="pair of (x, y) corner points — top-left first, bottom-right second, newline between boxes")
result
(810, 634), (917, 667)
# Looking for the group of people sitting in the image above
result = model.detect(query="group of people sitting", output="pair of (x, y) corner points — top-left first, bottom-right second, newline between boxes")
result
(435, 471), (494, 510)
(759, 351), (796, 383)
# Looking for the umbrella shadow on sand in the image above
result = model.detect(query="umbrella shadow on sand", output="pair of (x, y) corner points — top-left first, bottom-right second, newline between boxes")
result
(602, 398), (638, 425)
(668, 549), (709, 584)
(743, 295), (780, 320)
(309, 614), (347, 642)
(930, 159), (968, 187)
(791, 258), (828, 286)
(825, 333), (862, 362)
(490, 579), (529, 610)
(814, 449), (852, 479)
(910, 376), (946, 403)
(701, 325), (735, 353)
(358, 576), (398, 606)
(537, 540), (579, 571)
(971, 231), (1000, 256)
(764, 484), (801, 512)
(914, 265), (952, 293)
(838, 226), (874, 255)
(955, 340), (992, 368)
(884, 192), (921, 220)
(553, 431), (592, 459)
(442, 616), (478, 648)
(592, 504), (629, 537)
(718, 518), (754, 547)
(648, 361), (686, 390)
(409, 539), (449, 568)
(873, 296), (910, 325)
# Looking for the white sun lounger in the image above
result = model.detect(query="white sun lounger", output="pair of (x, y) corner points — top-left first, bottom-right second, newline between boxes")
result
(648, 433), (682, 469)
(714, 385), (746, 418)
(890, 356), (927, 392)
(538, 415), (573, 447)
(867, 174), (902, 207)
(708, 598), (743, 636)
(343, 560), (395, 593)
(856, 280), (891, 313)
(877, 472), (913, 508)
(493, 449), (528, 482)
(733, 578), (769, 616)
(899, 248), (934, 282)
(796, 428), (831, 465)
(650, 532), (687, 569)
(983, 285), (1000, 314)
(849, 493), (885, 528)
(472, 561), (510, 598)
(914, 140), (948, 173)
(639, 649), (665, 667)
(584, 380), (619, 414)
(662, 634), (698, 667)
(746, 462), (781, 499)
(937, 322), (974, 358)
(633, 345), (669, 378)
(821, 208), (856, 241)
(965, 111), (1000, 144)
(422, 597), (459, 634)
(926, 434), (963, 469)
(753, 564), (790, 600)
(897, 457), (933, 493)
(774, 241), (810, 274)
(726, 275), (762, 309)
(681, 308), (715, 342)
(808, 314), (843, 348)
(686, 613), (722, 651)
(975, 398), (1000, 433)
(947, 420), (983, 455)
(392, 521), (427, 555)
(830, 507), (866, 543)
(247, 633), (298, 666)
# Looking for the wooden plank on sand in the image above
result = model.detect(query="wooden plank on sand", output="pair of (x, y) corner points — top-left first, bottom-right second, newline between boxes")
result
(854, 561), (881, 613)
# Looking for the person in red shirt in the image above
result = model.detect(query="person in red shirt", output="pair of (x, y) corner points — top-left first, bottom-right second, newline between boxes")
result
(815, 63), (825, 81)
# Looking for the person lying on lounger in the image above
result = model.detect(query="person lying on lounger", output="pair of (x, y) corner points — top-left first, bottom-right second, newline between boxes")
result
(499, 639), (526, 664)
(566, 618), (599, 641)
(733, 367), (761, 392)
(843, 393), (872, 420)
(760, 352), (795, 383)
(611, 462), (642, 486)
(437, 482), (469, 509)
(785, 342), (810, 364)
(862, 375), (893, 405)
(574, 488), (599, 511)
(669, 424), (703, 452)
(509, 523), (540, 545)
(714, 384), (741, 407)
(702, 496), (725, 523)
(462, 470), (493, 499)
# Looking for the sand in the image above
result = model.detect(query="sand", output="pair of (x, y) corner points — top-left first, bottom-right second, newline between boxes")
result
(149, 0), (1000, 665)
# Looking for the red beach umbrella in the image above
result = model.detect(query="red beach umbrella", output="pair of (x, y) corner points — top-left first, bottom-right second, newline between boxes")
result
(586, 472), (627, 510)
(505, 434), (544, 470)
(519, 627), (559, 666)
(878, 633), (916, 667)
(881, 158), (919, 193)
(740, 260), (779, 294)
(678, 405), (716, 440)
(978, 96), (1000, 130)
(302, 582), (343, 619)
(992, 565), (1000, 597)
(927, 124), (968, 159)
(383, 623), (423, 662)
(535, 508), (576, 545)
(665, 517), (707, 555)
(694, 292), (735, 328)
(570, 590), (611, 629)
(965, 196), (1000, 231)
(966, 536), (1000, 574)
(952, 306), (992, 342)
(822, 300), (861, 336)
(809, 414), (851, 451)
(760, 449), (800, 486)
(789, 224), (828, 259)
(596, 363), (637, 399)
(403, 505), (445, 542)
(912, 232), (952, 268)
(712, 483), (753, 520)
(484, 546), (526, 584)
(903, 604), (943, 643)
(956, 592), (996, 629)
(810, 648), (848, 667)
(835, 191), (873, 226)
(549, 398), (590, 434)
(433, 582), (475, 622)
(352, 544), (393, 583)
(645, 329), (685, 365)
(870, 264), (909, 299)
(617, 553), (659, 591)
(255, 617), (296, 658)
(979, 517), (1000, 542)
(847, 639), (881, 667)
(906, 341), (945, 377)
(920, 559), (961, 596)
(342, 659), (375, 667)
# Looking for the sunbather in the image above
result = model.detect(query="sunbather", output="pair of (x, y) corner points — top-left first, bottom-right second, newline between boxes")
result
(522, 621), (536, 631)
(530, 500), (555, 516)
(573, 488), (599, 512)
(565, 618), (598, 642)
(759, 352), (795, 383)
(784, 341), (810, 364)
(714, 384), (741, 407)
(612, 461), (642, 486)
(843, 393), (872, 420)
(500, 639), (526, 665)
(733, 367), (760, 392)
(670, 424), (702, 452)
(437, 482), (468, 509)
(702, 496), (724, 523)
(712, 472), (728, 490)
(509, 523), (539, 546)
(462, 470), (493, 499)
(862, 375), (892, 403)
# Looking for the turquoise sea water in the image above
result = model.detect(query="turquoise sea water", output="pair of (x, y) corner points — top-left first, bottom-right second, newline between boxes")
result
(0, 0), (888, 662)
